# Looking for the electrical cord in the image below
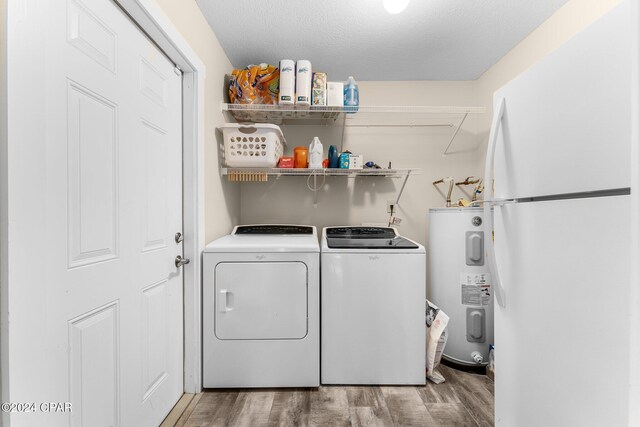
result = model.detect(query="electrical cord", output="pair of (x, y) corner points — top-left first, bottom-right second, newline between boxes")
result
(306, 169), (326, 192)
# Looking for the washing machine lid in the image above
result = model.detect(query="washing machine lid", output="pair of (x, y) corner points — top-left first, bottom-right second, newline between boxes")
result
(324, 227), (421, 250)
(205, 224), (319, 253)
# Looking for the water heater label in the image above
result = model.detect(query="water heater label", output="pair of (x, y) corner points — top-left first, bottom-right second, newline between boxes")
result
(460, 272), (491, 306)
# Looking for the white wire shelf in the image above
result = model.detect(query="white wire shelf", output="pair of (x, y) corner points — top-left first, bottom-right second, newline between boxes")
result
(221, 167), (420, 178)
(221, 102), (484, 125)
(222, 103), (354, 123)
(221, 102), (486, 156)
(222, 167), (420, 204)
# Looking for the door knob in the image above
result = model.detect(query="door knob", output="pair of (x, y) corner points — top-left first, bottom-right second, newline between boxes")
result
(175, 232), (183, 244)
(175, 255), (190, 268)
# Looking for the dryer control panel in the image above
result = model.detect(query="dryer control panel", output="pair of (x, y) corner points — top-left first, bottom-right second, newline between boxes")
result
(234, 225), (313, 235)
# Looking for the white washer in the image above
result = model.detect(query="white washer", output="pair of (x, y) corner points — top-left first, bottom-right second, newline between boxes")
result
(203, 225), (319, 388)
(321, 226), (426, 385)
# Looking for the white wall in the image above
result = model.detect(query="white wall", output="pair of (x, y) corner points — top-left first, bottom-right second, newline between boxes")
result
(240, 81), (484, 250)
(154, 0), (240, 243)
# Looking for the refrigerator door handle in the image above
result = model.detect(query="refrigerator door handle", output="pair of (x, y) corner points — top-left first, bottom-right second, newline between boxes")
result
(484, 97), (507, 308)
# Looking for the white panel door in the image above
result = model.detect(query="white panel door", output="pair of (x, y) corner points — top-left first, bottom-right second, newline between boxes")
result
(214, 262), (308, 340)
(493, 196), (630, 426)
(9, 0), (183, 425)
(494, 1), (632, 199)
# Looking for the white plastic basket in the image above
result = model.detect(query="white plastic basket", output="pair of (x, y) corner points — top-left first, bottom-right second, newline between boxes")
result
(217, 123), (286, 167)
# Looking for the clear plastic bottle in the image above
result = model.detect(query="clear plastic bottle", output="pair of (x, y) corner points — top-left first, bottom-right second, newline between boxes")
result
(344, 76), (359, 112)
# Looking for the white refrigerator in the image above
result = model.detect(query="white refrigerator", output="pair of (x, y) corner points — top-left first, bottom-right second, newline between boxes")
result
(484, 1), (635, 425)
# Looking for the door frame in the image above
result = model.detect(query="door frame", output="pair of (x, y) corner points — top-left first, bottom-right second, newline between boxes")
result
(0, 0), (206, 397)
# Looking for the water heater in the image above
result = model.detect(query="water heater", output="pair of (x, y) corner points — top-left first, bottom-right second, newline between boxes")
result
(428, 207), (494, 366)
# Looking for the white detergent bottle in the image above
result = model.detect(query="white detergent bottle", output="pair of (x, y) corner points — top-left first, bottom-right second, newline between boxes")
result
(308, 137), (323, 169)
(278, 59), (295, 105)
(295, 60), (312, 105)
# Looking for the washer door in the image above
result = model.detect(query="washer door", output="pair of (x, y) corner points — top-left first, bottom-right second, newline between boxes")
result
(214, 262), (308, 340)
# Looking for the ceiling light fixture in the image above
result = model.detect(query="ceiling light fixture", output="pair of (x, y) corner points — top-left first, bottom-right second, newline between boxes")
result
(383, 0), (410, 14)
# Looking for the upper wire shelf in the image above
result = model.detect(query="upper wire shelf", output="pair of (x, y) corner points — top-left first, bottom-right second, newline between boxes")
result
(220, 102), (486, 155)
(221, 102), (484, 125)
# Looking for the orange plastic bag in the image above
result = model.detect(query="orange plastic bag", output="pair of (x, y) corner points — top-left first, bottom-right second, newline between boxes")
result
(228, 63), (279, 105)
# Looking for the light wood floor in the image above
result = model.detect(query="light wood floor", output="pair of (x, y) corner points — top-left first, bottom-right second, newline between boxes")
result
(161, 364), (494, 426)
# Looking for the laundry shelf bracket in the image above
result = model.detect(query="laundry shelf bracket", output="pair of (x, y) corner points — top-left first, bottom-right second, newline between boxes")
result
(394, 170), (413, 206)
(442, 112), (469, 156)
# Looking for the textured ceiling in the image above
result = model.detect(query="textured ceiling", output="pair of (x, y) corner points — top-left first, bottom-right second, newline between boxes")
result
(196, 0), (569, 81)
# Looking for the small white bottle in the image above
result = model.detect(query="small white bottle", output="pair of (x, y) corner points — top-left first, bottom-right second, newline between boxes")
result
(278, 59), (295, 105)
(308, 137), (323, 169)
(295, 60), (312, 106)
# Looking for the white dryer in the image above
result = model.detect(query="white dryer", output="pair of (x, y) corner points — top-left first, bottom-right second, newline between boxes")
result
(203, 225), (319, 388)
(321, 226), (426, 385)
